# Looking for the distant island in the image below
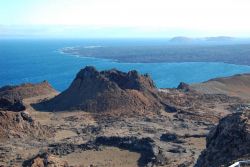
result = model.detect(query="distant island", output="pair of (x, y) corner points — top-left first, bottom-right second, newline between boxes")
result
(169, 36), (235, 43)
(61, 37), (250, 65)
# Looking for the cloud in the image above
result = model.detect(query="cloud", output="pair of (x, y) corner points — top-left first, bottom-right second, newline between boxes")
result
(1, 0), (250, 38)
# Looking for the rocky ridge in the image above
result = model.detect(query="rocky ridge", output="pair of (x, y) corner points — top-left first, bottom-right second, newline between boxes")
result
(195, 110), (250, 167)
(0, 81), (56, 111)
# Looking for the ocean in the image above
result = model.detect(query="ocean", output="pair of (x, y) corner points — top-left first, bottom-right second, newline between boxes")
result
(1, 38), (250, 91)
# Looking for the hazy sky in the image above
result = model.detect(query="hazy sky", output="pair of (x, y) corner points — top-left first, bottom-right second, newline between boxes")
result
(1, 0), (250, 38)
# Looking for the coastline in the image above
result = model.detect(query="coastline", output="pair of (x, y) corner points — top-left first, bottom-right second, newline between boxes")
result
(60, 44), (250, 65)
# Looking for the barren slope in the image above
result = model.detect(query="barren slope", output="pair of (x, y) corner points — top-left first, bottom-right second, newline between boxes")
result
(191, 73), (250, 100)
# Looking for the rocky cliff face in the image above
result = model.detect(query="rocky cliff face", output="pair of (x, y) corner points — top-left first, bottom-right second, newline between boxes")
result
(195, 110), (250, 167)
(41, 66), (163, 113)
(0, 81), (56, 111)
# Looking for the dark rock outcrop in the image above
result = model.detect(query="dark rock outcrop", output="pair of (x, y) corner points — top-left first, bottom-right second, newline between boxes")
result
(160, 133), (184, 143)
(0, 97), (25, 111)
(177, 82), (192, 92)
(195, 110), (250, 167)
(164, 104), (178, 113)
(0, 81), (56, 111)
(40, 66), (163, 113)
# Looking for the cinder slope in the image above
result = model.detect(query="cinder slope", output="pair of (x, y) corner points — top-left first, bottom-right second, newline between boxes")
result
(191, 73), (250, 100)
(39, 66), (163, 113)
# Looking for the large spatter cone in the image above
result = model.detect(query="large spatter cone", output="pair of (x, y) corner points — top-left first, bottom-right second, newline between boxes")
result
(42, 66), (163, 112)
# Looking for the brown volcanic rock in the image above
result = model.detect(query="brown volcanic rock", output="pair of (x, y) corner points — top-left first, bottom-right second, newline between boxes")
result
(40, 66), (162, 113)
(0, 81), (56, 111)
(195, 110), (250, 167)
(23, 152), (68, 167)
(0, 110), (53, 140)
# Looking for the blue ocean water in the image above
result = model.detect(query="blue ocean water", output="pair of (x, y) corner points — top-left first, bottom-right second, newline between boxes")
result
(1, 39), (250, 91)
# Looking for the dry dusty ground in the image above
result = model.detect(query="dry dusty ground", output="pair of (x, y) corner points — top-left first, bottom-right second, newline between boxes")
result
(61, 147), (141, 167)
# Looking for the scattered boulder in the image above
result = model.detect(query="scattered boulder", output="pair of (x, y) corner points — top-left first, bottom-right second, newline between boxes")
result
(161, 133), (178, 142)
(20, 111), (34, 123)
(160, 133), (184, 143)
(164, 104), (178, 113)
(39, 66), (163, 113)
(195, 110), (250, 167)
(168, 146), (186, 154)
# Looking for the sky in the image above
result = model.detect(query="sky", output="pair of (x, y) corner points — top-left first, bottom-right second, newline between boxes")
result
(0, 0), (250, 38)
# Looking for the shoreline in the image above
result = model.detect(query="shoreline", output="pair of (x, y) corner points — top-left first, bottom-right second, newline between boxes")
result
(60, 44), (250, 66)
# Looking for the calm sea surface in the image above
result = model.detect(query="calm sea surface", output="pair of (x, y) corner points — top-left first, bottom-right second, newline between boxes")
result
(1, 39), (250, 91)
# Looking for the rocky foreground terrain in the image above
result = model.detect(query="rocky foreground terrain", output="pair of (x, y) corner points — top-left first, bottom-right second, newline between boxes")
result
(0, 66), (250, 167)
(195, 110), (250, 167)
